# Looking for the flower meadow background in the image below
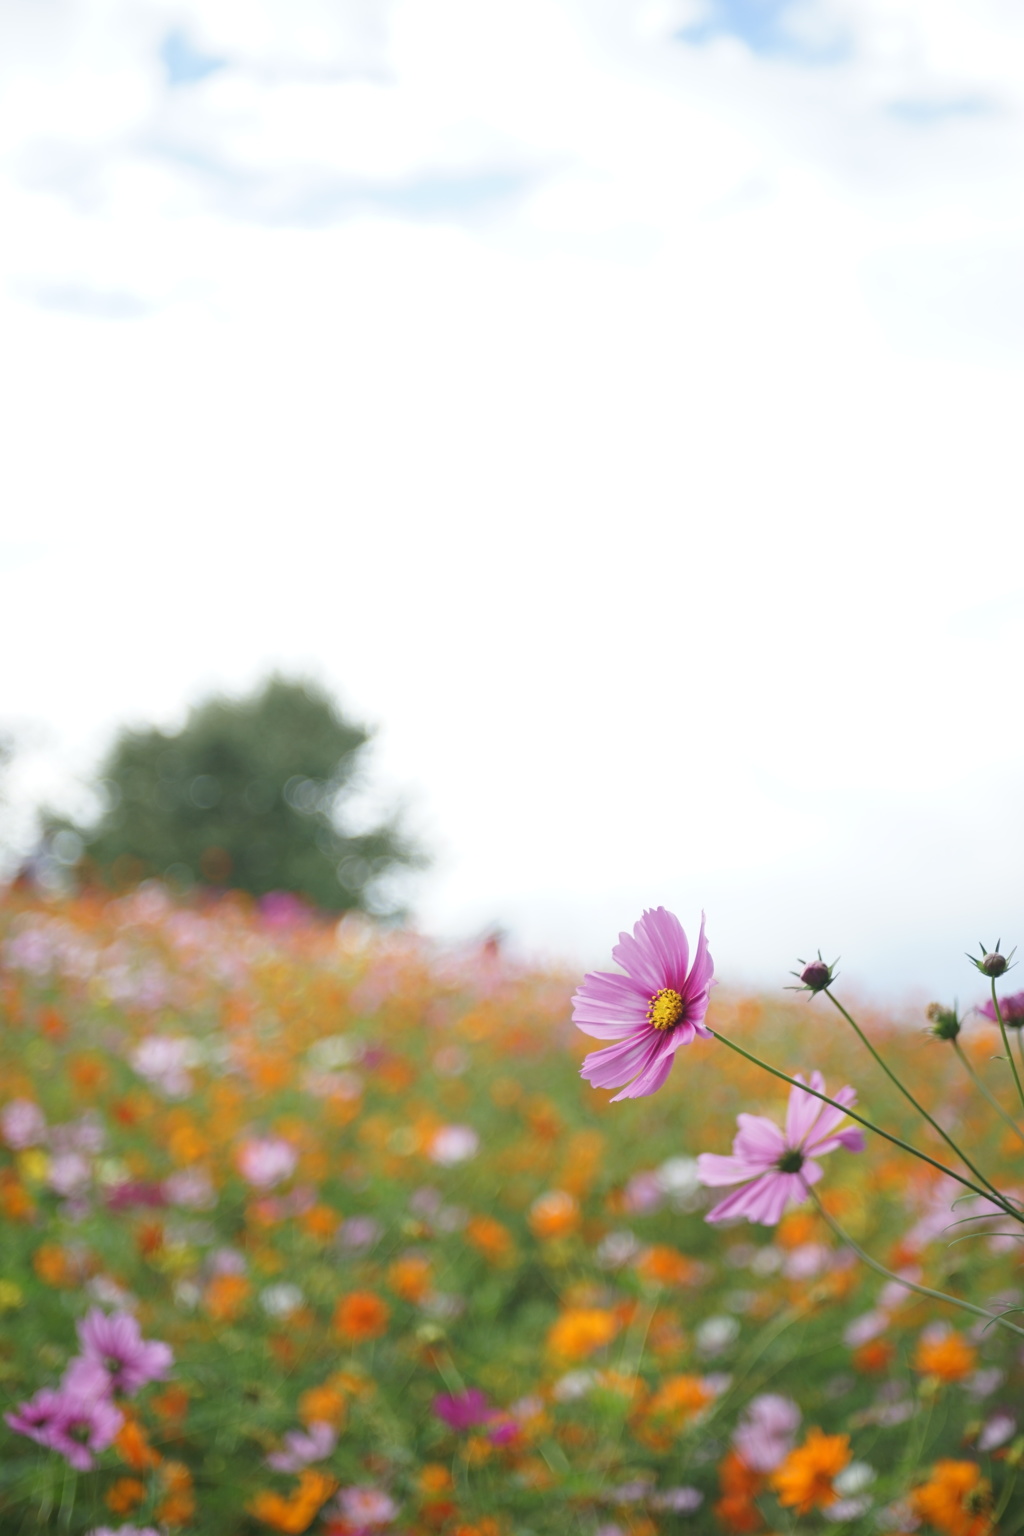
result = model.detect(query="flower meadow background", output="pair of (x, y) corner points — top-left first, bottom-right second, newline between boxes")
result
(1, 886), (1021, 1536)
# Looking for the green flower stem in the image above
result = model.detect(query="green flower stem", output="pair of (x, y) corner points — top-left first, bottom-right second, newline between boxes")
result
(992, 981), (1024, 1116)
(710, 1029), (1024, 1223)
(825, 990), (1012, 1213)
(804, 1184), (1024, 1341)
(952, 1040), (1024, 1148)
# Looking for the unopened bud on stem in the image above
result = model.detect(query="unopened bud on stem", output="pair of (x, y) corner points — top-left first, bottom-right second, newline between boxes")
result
(926, 1003), (961, 1041)
(789, 952), (839, 995)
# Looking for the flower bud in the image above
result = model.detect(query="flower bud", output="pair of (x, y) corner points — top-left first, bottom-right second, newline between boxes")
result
(800, 961), (832, 991)
(789, 953), (839, 994)
(968, 941), (1016, 979)
(926, 1003), (961, 1041)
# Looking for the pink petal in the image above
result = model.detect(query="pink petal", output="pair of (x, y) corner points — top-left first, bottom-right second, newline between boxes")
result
(611, 912), (676, 993)
(802, 1085), (858, 1152)
(705, 1177), (770, 1223)
(683, 911), (714, 998)
(611, 1044), (675, 1101)
(733, 1114), (786, 1166)
(580, 1029), (658, 1089)
(784, 1072), (826, 1149)
(697, 1153), (765, 1187)
(635, 907), (690, 991)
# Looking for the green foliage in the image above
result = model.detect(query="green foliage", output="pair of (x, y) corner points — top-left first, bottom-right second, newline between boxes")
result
(65, 676), (421, 913)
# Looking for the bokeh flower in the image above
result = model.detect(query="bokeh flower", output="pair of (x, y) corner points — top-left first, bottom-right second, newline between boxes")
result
(912, 1461), (993, 1536)
(236, 1136), (298, 1189)
(732, 1393), (801, 1472)
(771, 1428), (852, 1515)
(978, 991), (1024, 1028)
(697, 1071), (864, 1225)
(573, 908), (714, 1101)
(76, 1308), (173, 1396)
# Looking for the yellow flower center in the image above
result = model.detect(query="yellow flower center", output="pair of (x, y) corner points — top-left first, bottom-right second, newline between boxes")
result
(647, 988), (685, 1031)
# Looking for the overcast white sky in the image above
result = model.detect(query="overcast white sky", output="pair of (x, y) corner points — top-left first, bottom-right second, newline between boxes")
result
(1, 0), (1023, 1002)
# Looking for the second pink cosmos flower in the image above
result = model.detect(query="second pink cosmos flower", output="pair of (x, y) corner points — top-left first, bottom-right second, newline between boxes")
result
(573, 907), (714, 1101)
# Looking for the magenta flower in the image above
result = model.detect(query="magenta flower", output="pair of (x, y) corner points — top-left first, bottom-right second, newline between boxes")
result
(696, 1071), (865, 1225)
(573, 908), (714, 1101)
(6, 1381), (123, 1471)
(432, 1388), (495, 1430)
(979, 991), (1024, 1027)
(76, 1308), (173, 1396)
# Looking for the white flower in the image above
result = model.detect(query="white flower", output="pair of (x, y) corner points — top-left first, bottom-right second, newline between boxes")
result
(428, 1126), (479, 1166)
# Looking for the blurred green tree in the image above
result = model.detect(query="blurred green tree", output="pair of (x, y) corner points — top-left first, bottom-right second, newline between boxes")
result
(63, 677), (421, 914)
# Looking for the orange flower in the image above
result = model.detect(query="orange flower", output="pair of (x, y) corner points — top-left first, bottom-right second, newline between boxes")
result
(150, 1383), (190, 1427)
(106, 1477), (146, 1515)
(202, 1272), (251, 1323)
(639, 1373), (712, 1448)
(114, 1415), (161, 1471)
(156, 1460), (196, 1527)
(528, 1190), (579, 1240)
(546, 1307), (618, 1360)
(465, 1214), (515, 1265)
(333, 1290), (390, 1341)
(0, 1170), (34, 1222)
(777, 1211), (818, 1249)
(301, 1204), (339, 1243)
(32, 1243), (77, 1287)
(298, 1384), (348, 1429)
(248, 1469), (338, 1533)
(387, 1253), (433, 1303)
(913, 1329), (977, 1382)
(167, 1122), (209, 1164)
(852, 1338), (895, 1374)
(418, 1464), (454, 1496)
(634, 1245), (700, 1288)
(771, 1428), (851, 1515)
(912, 1460), (993, 1536)
(715, 1448), (765, 1533)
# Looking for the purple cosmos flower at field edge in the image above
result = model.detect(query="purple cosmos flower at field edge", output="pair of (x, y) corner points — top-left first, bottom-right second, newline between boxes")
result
(696, 1070), (865, 1225)
(978, 990), (1024, 1027)
(573, 907), (714, 1101)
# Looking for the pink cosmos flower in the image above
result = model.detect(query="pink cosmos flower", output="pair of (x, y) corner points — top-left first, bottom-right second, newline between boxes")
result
(76, 1308), (173, 1396)
(697, 1071), (865, 1225)
(236, 1135), (298, 1189)
(0, 1098), (46, 1149)
(732, 1393), (801, 1472)
(331, 1486), (399, 1527)
(573, 908), (714, 1101)
(6, 1380), (123, 1471)
(266, 1420), (337, 1472)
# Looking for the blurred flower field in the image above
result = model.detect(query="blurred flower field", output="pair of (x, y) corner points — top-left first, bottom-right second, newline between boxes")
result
(0, 888), (1021, 1536)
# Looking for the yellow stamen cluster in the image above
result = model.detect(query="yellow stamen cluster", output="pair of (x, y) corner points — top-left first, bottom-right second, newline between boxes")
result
(647, 988), (685, 1032)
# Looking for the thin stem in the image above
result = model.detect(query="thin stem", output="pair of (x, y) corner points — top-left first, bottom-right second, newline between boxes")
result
(804, 1185), (1024, 1341)
(990, 982), (1024, 1115)
(710, 1029), (1024, 1223)
(953, 1040), (1024, 1148)
(825, 990), (1011, 1211)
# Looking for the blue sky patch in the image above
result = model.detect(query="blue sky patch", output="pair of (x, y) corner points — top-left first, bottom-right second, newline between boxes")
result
(679, 0), (845, 60)
(887, 97), (991, 124)
(161, 30), (227, 87)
